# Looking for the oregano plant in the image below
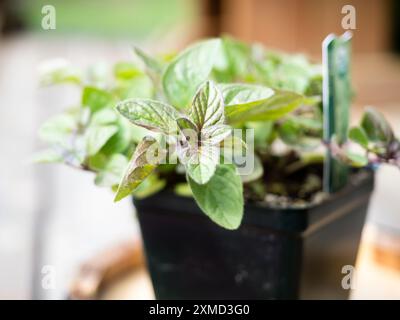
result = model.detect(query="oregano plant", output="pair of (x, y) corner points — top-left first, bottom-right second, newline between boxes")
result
(36, 37), (399, 230)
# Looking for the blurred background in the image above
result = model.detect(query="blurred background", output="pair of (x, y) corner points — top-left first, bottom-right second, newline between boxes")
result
(0, 0), (399, 299)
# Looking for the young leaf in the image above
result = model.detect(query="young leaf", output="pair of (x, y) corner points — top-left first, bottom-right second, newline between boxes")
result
(101, 118), (133, 155)
(190, 81), (225, 130)
(115, 98), (180, 134)
(162, 39), (222, 108)
(82, 87), (113, 113)
(225, 90), (312, 124)
(188, 164), (244, 230)
(114, 137), (165, 202)
(349, 126), (369, 149)
(361, 107), (394, 144)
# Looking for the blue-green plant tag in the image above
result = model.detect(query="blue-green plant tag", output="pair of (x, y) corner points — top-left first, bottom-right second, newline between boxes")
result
(323, 32), (352, 193)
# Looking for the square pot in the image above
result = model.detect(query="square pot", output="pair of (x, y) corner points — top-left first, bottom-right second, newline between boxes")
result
(134, 170), (374, 299)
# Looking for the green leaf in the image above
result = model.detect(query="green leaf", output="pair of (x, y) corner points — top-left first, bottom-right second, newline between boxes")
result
(219, 83), (274, 108)
(186, 145), (219, 185)
(190, 81), (225, 130)
(349, 126), (369, 149)
(225, 90), (311, 124)
(85, 125), (118, 156)
(114, 137), (164, 202)
(361, 107), (394, 144)
(101, 118), (133, 155)
(94, 154), (128, 187)
(87, 153), (109, 171)
(82, 87), (113, 113)
(115, 98), (180, 134)
(188, 164), (244, 230)
(213, 37), (252, 82)
(162, 39), (222, 108)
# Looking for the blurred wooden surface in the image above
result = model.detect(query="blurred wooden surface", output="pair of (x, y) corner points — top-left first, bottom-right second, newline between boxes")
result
(200, 0), (393, 55)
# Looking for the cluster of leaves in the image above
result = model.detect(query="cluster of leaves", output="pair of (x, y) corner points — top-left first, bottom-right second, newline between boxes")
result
(36, 37), (398, 230)
(346, 107), (400, 168)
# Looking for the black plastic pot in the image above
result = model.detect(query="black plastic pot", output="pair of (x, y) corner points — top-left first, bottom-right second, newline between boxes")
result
(134, 171), (374, 300)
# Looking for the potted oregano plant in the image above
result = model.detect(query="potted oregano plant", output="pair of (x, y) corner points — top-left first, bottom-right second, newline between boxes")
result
(36, 37), (399, 299)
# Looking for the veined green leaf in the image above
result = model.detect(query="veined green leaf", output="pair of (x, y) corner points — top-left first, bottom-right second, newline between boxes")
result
(349, 126), (369, 149)
(219, 83), (274, 108)
(85, 125), (118, 156)
(162, 39), (222, 108)
(101, 118), (133, 155)
(114, 137), (165, 202)
(116, 98), (180, 134)
(188, 164), (244, 230)
(278, 117), (320, 150)
(82, 86), (113, 113)
(190, 81), (224, 130)
(225, 91), (312, 124)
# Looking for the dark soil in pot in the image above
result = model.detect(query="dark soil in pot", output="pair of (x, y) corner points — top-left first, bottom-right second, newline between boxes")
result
(134, 158), (374, 299)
